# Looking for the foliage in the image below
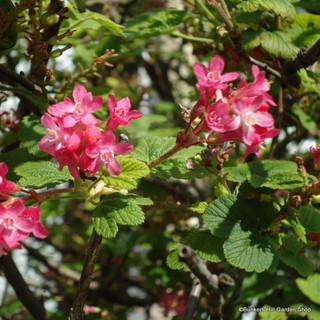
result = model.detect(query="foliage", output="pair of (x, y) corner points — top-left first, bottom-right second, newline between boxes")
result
(1, 0), (320, 319)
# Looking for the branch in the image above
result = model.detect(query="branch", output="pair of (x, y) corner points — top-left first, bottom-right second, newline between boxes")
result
(0, 254), (47, 320)
(179, 245), (234, 319)
(222, 270), (245, 317)
(283, 38), (320, 85)
(68, 229), (102, 320)
(291, 38), (320, 70)
(183, 279), (202, 320)
(0, 64), (42, 95)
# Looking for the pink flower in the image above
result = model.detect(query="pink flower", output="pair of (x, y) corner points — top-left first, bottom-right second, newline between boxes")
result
(311, 146), (320, 170)
(0, 162), (20, 194)
(0, 200), (48, 256)
(48, 84), (103, 128)
(205, 101), (238, 132)
(80, 130), (133, 176)
(54, 148), (80, 179)
(194, 55), (239, 100)
(22, 206), (49, 239)
(106, 94), (142, 130)
(232, 96), (275, 146)
(230, 65), (276, 107)
(39, 114), (82, 179)
(0, 200), (35, 248)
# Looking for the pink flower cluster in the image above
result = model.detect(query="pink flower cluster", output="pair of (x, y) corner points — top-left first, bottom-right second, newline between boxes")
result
(39, 85), (142, 179)
(191, 55), (279, 158)
(0, 162), (48, 256)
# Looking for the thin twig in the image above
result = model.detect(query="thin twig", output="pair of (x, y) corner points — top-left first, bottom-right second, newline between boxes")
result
(209, 0), (234, 30)
(183, 279), (202, 320)
(222, 270), (245, 317)
(0, 254), (47, 320)
(68, 229), (102, 320)
(0, 64), (42, 95)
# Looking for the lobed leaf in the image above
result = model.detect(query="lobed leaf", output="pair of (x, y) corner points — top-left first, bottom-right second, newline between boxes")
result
(242, 29), (299, 59)
(237, 0), (296, 21)
(124, 8), (190, 38)
(133, 136), (207, 180)
(18, 115), (47, 158)
(223, 229), (278, 273)
(278, 234), (314, 277)
(295, 205), (320, 233)
(14, 161), (72, 189)
(102, 155), (150, 190)
(291, 103), (317, 133)
(296, 273), (320, 304)
(60, 5), (124, 36)
(185, 229), (224, 262)
(166, 248), (187, 270)
(225, 160), (315, 190)
(92, 193), (153, 239)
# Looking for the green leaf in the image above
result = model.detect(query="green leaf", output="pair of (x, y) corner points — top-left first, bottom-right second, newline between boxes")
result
(296, 273), (320, 304)
(166, 248), (187, 270)
(124, 8), (190, 38)
(133, 136), (175, 164)
(259, 306), (287, 320)
(102, 155), (150, 190)
(121, 114), (179, 138)
(203, 194), (241, 237)
(92, 193), (152, 238)
(0, 148), (37, 182)
(225, 160), (312, 190)
(260, 0), (296, 21)
(223, 229), (278, 273)
(133, 136), (207, 180)
(14, 161), (72, 189)
(185, 229), (224, 262)
(278, 234), (314, 277)
(297, 205), (320, 233)
(60, 5), (124, 36)
(92, 215), (118, 239)
(189, 202), (208, 214)
(154, 156), (208, 180)
(242, 29), (299, 58)
(295, 13), (320, 32)
(204, 194), (278, 272)
(292, 103), (317, 132)
(297, 69), (320, 95)
(238, 0), (296, 21)
(18, 115), (47, 158)
(203, 194), (276, 238)
(237, 0), (259, 13)
(74, 0), (86, 13)
(288, 216), (307, 243)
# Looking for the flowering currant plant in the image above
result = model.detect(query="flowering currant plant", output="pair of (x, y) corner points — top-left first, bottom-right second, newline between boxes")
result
(1, 1), (320, 319)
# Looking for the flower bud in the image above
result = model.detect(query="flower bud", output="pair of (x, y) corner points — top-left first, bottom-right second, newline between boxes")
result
(40, 13), (60, 27)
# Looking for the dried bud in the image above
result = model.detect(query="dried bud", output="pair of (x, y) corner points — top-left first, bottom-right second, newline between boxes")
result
(289, 194), (302, 209)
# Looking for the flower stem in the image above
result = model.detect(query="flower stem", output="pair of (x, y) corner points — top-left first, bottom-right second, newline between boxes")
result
(68, 228), (102, 320)
(172, 31), (214, 43)
(194, 0), (220, 25)
(23, 188), (75, 203)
